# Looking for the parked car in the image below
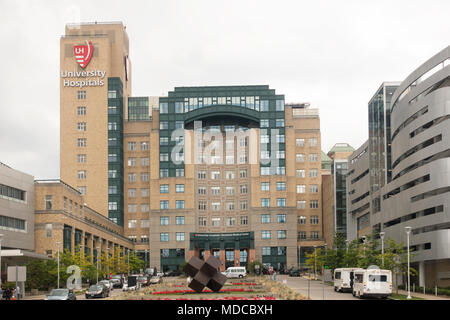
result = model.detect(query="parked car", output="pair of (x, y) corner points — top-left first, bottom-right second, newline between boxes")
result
(334, 268), (364, 292)
(289, 268), (301, 277)
(157, 272), (165, 277)
(44, 288), (77, 300)
(222, 267), (247, 278)
(123, 275), (139, 291)
(85, 285), (108, 299)
(110, 275), (124, 288)
(164, 270), (182, 277)
(149, 276), (162, 285)
(137, 276), (149, 287)
(99, 280), (113, 291)
(352, 269), (392, 299)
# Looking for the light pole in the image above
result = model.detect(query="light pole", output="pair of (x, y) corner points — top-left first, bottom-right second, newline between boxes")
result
(127, 250), (130, 275)
(0, 234), (4, 288)
(107, 247), (110, 280)
(56, 242), (61, 289)
(362, 236), (367, 257)
(380, 232), (385, 268)
(96, 247), (100, 284)
(405, 226), (412, 299)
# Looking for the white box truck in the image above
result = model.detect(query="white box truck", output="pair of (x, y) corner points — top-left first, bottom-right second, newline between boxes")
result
(333, 268), (364, 292)
(352, 269), (392, 299)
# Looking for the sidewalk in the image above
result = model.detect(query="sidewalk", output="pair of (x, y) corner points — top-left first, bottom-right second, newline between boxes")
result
(394, 289), (450, 301)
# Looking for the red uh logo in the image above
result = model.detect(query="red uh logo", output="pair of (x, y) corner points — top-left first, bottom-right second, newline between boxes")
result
(73, 40), (93, 68)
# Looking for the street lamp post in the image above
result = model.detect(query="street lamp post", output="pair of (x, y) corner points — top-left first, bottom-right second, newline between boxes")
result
(362, 236), (367, 257)
(0, 234), (4, 288)
(380, 232), (385, 268)
(107, 247), (110, 280)
(314, 246), (317, 280)
(96, 247), (100, 284)
(405, 226), (412, 299)
(56, 242), (61, 289)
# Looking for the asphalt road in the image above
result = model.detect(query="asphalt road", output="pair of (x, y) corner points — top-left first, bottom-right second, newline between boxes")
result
(276, 275), (360, 300)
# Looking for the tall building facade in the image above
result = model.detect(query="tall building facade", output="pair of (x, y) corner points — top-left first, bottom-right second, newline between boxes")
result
(347, 46), (450, 287)
(57, 22), (325, 272)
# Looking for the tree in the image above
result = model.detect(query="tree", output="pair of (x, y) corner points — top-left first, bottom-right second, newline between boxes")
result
(305, 247), (325, 276)
(248, 260), (263, 275)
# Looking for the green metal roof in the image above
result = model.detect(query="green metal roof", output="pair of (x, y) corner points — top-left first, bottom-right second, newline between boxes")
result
(328, 143), (355, 154)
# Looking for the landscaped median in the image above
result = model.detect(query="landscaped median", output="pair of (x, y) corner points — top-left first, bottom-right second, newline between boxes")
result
(109, 276), (308, 300)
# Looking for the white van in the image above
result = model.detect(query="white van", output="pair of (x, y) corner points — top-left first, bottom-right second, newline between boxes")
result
(333, 268), (364, 292)
(222, 267), (247, 278)
(352, 269), (392, 299)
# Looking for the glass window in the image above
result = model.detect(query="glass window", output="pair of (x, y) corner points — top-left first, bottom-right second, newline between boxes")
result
(298, 216), (307, 224)
(297, 185), (306, 193)
(296, 153), (305, 162)
(277, 230), (287, 239)
(175, 200), (185, 209)
(260, 100), (269, 112)
(176, 216), (185, 225)
(261, 198), (270, 207)
(296, 138), (305, 147)
(159, 102), (168, 114)
(160, 137), (169, 146)
(160, 184), (169, 193)
(309, 184), (319, 193)
(277, 198), (286, 207)
(261, 231), (271, 240)
(277, 214), (286, 223)
(309, 153), (318, 162)
(160, 217), (169, 225)
(176, 184), (185, 193)
(176, 232), (185, 241)
(296, 169), (306, 178)
(160, 201), (169, 210)
(309, 138), (318, 147)
(160, 233), (169, 242)
(276, 100), (284, 111)
(275, 119), (285, 127)
(160, 169), (169, 178)
(310, 215), (319, 224)
(261, 182), (270, 191)
(160, 121), (169, 130)
(260, 119), (269, 128)
(128, 220), (137, 228)
(276, 182), (286, 191)
(261, 214), (271, 224)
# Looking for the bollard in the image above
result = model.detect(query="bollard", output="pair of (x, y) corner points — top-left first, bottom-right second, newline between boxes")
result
(423, 286), (425, 295)
(435, 285), (437, 296)
(413, 283), (415, 292)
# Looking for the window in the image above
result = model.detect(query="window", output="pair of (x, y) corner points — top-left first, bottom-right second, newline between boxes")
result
(108, 90), (117, 98)
(128, 173), (137, 182)
(160, 201), (169, 210)
(310, 231), (320, 239)
(261, 167), (270, 175)
(176, 169), (185, 177)
(226, 202), (235, 211)
(240, 185), (248, 194)
(261, 198), (270, 207)
(276, 135), (285, 143)
(77, 138), (87, 147)
(176, 232), (185, 241)
(159, 102), (168, 114)
(260, 119), (269, 127)
(160, 121), (169, 130)
(160, 153), (169, 161)
(128, 204), (137, 213)
(77, 170), (86, 179)
(175, 121), (184, 129)
(310, 215), (319, 224)
(199, 217), (207, 226)
(240, 201), (248, 210)
(128, 236), (137, 243)
(261, 231), (271, 240)
(240, 216), (248, 225)
(260, 151), (270, 160)
(160, 169), (169, 178)
(108, 106), (117, 114)
(226, 186), (235, 195)
(77, 154), (86, 163)
(108, 186), (117, 194)
(160, 137), (169, 146)
(160, 233), (169, 242)
(226, 171), (235, 180)
(108, 122), (117, 131)
(141, 235), (149, 243)
(226, 217), (236, 226)
(140, 173), (149, 182)
(77, 106), (86, 115)
(176, 184), (184, 193)
(261, 182), (270, 191)
(309, 138), (318, 147)
(128, 220), (137, 228)
(262, 247), (271, 256)
(309, 169), (318, 178)
(211, 202), (221, 211)
(176, 216), (185, 225)
(296, 169), (305, 178)
(175, 102), (184, 114)
(141, 141), (149, 150)
(276, 182), (286, 191)
(77, 122), (86, 131)
(211, 171), (220, 180)
(141, 157), (149, 167)
(108, 138), (117, 146)
(298, 231), (307, 240)
(198, 201), (207, 210)
(296, 153), (305, 162)
(127, 157), (136, 167)
(275, 119), (285, 127)
(128, 188), (136, 197)
(276, 151), (285, 159)
(108, 154), (117, 163)
(297, 200), (306, 209)
(260, 100), (269, 112)
(78, 186), (86, 195)
(309, 153), (318, 162)
(298, 216), (307, 224)
(211, 186), (221, 195)
(160, 217), (169, 225)
(45, 195), (52, 210)
(296, 138), (305, 147)
(176, 200), (185, 209)
(260, 134), (269, 144)
(277, 214), (286, 223)
(261, 214), (271, 224)
(277, 230), (287, 239)
(211, 217), (221, 226)
(45, 223), (52, 237)
(310, 200), (319, 209)
(77, 90), (86, 100)
(198, 171), (206, 179)
(277, 198), (286, 207)
(160, 185), (169, 193)
(198, 186), (206, 195)
(141, 204), (150, 213)
(128, 142), (136, 151)
(276, 100), (284, 111)
(239, 170), (247, 178)
(297, 185), (306, 194)
(141, 188), (149, 197)
(310, 184), (319, 193)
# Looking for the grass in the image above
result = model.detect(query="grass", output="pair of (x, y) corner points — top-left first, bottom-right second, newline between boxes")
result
(389, 293), (425, 300)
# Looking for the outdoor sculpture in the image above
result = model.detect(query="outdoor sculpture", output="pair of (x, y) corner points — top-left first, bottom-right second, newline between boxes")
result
(183, 255), (227, 292)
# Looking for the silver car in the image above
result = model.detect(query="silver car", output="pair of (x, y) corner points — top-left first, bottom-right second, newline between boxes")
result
(44, 289), (77, 300)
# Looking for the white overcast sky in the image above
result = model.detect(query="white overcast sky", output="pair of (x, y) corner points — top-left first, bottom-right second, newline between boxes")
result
(0, 0), (449, 179)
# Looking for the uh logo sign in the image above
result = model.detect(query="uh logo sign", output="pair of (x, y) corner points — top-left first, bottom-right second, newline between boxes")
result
(73, 40), (93, 68)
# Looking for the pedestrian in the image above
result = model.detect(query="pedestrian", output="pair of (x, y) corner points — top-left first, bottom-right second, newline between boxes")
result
(15, 285), (21, 299)
(273, 271), (277, 281)
(0, 286), (3, 300)
(5, 287), (11, 300)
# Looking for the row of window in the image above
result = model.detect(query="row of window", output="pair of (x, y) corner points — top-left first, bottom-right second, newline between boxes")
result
(128, 235), (149, 243)
(126, 204), (150, 213)
(197, 169), (247, 180)
(127, 219), (151, 228)
(159, 98), (284, 114)
(160, 168), (185, 178)
(0, 215), (26, 232)
(196, 185), (248, 195)
(127, 157), (150, 167)
(0, 184), (26, 201)
(295, 138), (318, 147)
(198, 216), (248, 226)
(261, 198), (286, 207)
(159, 200), (185, 210)
(127, 172), (150, 182)
(198, 201), (249, 211)
(298, 231), (321, 240)
(296, 153), (319, 162)
(127, 141), (150, 151)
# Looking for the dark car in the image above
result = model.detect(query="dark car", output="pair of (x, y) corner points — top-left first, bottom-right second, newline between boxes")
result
(289, 269), (301, 277)
(110, 275), (124, 288)
(85, 285), (108, 299)
(137, 276), (149, 287)
(44, 289), (77, 300)
(164, 270), (182, 277)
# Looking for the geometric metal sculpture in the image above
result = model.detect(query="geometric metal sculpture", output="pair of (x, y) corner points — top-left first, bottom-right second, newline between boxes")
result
(183, 255), (227, 292)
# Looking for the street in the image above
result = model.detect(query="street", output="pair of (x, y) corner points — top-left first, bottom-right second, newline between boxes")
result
(276, 275), (360, 300)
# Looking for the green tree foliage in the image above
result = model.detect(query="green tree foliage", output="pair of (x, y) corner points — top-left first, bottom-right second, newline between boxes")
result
(248, 260), (263, 275)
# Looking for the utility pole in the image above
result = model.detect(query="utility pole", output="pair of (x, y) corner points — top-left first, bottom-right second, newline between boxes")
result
(405, 227), (412, 299)
(56, 242), (61, 289)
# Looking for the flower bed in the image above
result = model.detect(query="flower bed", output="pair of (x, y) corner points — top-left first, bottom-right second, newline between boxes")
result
(127, 296), (276, 300)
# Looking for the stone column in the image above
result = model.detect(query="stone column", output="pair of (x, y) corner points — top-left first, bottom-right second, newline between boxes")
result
(419, 261), (425, 288)
(234, 249), (240, 267)
(219, 250), (226, 272)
